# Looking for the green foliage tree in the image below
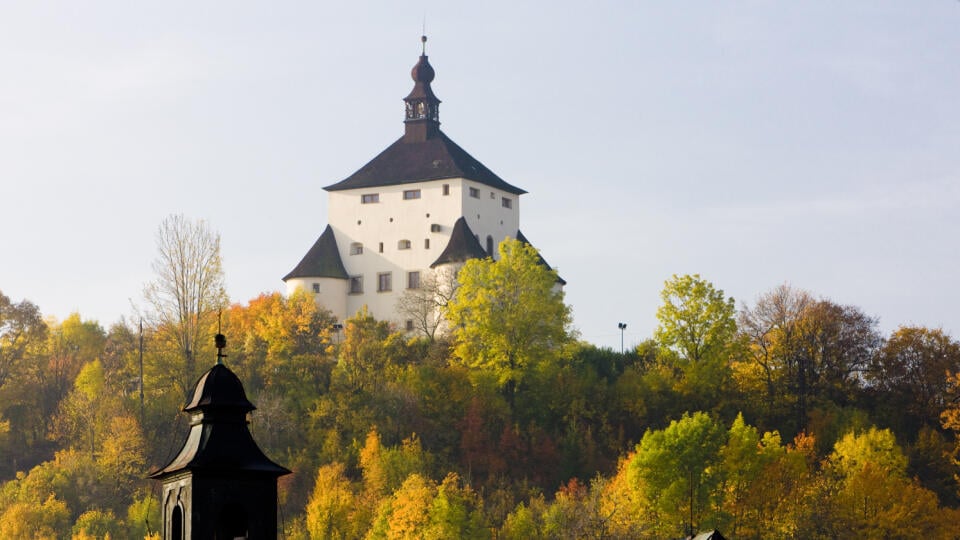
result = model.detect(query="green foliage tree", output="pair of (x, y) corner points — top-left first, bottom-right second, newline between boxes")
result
(654, 274), (738, 412)
(628, 411), (725, 537)
(424, 473), (487, 540)
(447, 238), (572, 397)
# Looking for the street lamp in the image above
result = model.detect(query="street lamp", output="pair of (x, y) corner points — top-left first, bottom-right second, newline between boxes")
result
(618, 322), (627, 354)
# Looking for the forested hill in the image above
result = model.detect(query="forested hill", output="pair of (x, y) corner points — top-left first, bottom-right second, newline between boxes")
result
(2, 237), (960, 538)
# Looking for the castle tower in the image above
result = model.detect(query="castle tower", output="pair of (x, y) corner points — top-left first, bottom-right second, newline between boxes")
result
(284, 36), (561, 329)
(150, 335), (290, 539)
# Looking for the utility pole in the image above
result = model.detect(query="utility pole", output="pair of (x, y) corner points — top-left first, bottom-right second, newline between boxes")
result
(139, 319), (144, 428)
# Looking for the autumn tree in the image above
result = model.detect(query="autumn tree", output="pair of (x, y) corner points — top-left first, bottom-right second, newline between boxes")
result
(0, 291), (48, 475)
(143, 214), (227, 396)
(869, 326), (960, 436)
(822, 428), (951, 537)
(447, 238), (572, 397)
(305, 462), (358, 540)
(738, 284), (814, 425)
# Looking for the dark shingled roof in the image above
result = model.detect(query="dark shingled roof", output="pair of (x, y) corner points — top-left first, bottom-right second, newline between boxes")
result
(324, 130), (527, 195)
(431, 217), (488, 268)
(150, 363), (290, 478)
(283, 225), (349, 281)
(517, 230), (567, 286)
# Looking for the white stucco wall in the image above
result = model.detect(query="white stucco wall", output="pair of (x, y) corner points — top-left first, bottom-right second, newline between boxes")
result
(322, 177), (522, 326)
(285, 277), (349, 322)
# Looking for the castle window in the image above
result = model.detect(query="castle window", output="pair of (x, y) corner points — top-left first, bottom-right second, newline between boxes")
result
(349, 276), (363, 294)
(424, 238), (430, 249)
(312, 283), (320, 293)
(379, 242), (384, 253)
(350, 242), (363, 255)
(403, 189), (421, 200)
(490, 191), (496, 199)
(431, 223), (442, 232)
(406, 319), (415, 331)
(361, 193), (379, 204)
(502, 197), (512, 209)
(469, 187), (480, 199)
(407, 271), (421, 289)
(442, 184), (450, 196)
(398, 239), (412, 250)
(486, 235), (494, 256)
(378, 272), (392, 292)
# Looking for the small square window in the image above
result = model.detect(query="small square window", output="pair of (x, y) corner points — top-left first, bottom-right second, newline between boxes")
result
(398, 239), (412, 250)
(407, 271), (421, 289)
(430, 223), (442, 232)
(403, 189), (421, 200)
(349, 276), (363, 294)
(312, 283), (320, 293)
(377, 272), (392, 292)
(361, 193), (379, 204)
(350, 242), (363, 255)
(442, 184), (450, 196)
(502, 197), (512, 209)
(469, 187), (480, 199)
(490, 191), (495, 199)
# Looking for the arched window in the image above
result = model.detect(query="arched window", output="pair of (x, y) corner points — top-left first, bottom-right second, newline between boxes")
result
(171, 505), (183, 540)
(486, 235), (494, 256)
(398, 239), (412, 250)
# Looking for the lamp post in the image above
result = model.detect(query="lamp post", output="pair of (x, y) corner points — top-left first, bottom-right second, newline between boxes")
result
(618, 322), (627, 354)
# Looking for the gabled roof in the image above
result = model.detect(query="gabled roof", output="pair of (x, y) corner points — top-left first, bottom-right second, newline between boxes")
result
(517, 230), (567, 286)
(283, 225), (349, 281)
(431, 217), (489, 268)
(324, 130), (527, 195)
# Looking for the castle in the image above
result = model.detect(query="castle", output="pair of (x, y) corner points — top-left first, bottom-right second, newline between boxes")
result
(283, 37), (561, 330)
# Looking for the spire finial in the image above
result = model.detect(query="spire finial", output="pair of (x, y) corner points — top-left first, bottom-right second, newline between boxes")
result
(215, 310), (227, 365)
(421, 34), (427, 55)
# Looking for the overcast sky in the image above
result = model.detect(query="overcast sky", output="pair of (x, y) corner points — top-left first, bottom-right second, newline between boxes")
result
(1, 2), (958, 350)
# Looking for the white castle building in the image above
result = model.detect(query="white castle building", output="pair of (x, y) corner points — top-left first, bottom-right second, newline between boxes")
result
(284, 38), (562, 329)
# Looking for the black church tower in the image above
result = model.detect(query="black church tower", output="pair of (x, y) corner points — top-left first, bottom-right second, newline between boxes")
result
(150, 335), (290, 539)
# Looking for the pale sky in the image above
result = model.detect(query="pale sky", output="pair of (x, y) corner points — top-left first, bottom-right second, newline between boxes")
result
(1, 2), (958, 350)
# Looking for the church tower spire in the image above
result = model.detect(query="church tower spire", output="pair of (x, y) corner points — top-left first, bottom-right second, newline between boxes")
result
(403, 35), (441, 142)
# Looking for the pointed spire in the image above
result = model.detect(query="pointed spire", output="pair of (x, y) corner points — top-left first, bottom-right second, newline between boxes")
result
(404, 35), (441, 142)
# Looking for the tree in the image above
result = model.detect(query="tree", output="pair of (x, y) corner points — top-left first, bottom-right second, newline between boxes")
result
(655, 274), (737, 364)
(653, 274), (738, 411)
(869, 326), (960, 435)
(628, 411), (725, 537)
(738, 284), (814, 424)
(447, 238), (572, 396)
(305, 462), (357, 540)
(396, 267), (458, 342)
(143, 214), (226, 396)
(0, 291), (47, 390)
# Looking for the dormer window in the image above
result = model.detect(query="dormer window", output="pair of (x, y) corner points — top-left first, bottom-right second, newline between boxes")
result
(361, 193), (379, 204)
